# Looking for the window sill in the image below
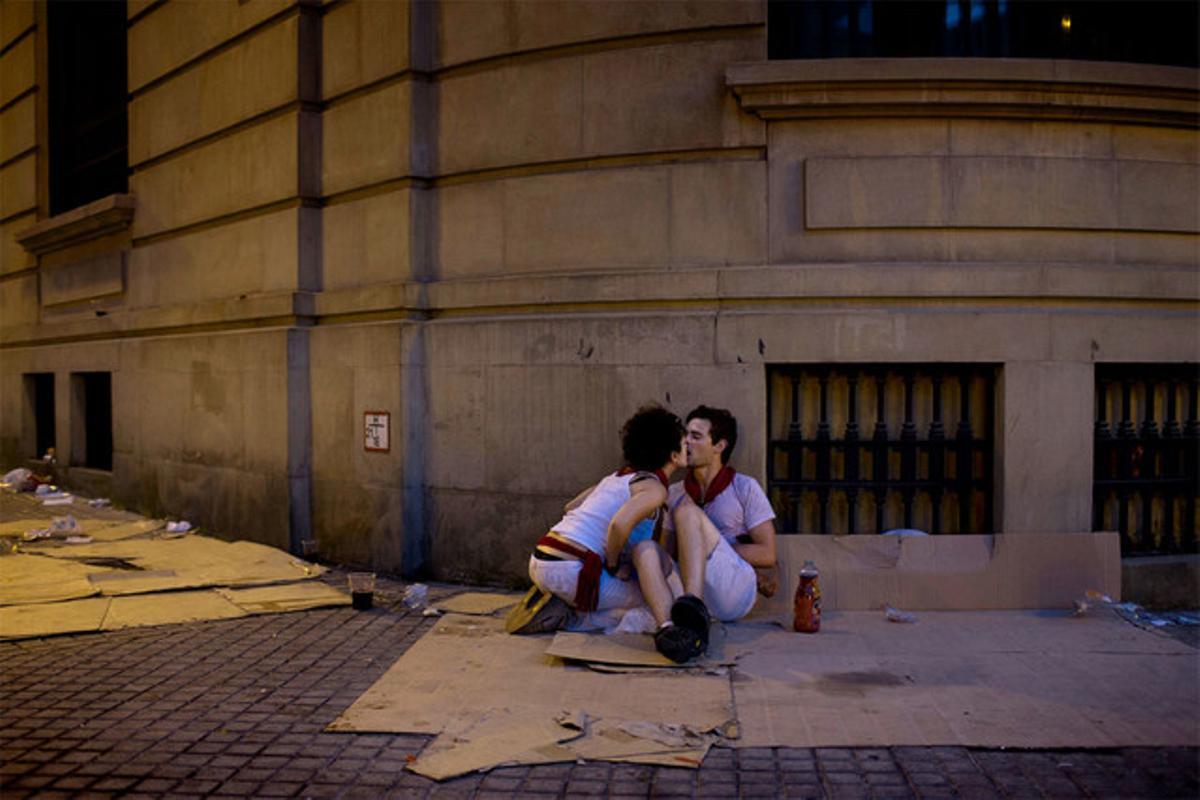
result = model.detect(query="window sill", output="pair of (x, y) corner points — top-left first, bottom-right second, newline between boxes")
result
(726, 58), (1200, 127)
(16, 194), (136, 257)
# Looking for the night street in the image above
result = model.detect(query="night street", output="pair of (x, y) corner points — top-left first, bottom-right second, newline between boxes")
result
(2, 570), (1197, 800)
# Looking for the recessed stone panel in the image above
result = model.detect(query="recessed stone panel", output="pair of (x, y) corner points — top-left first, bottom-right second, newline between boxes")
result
(322, 188), (411, 290)
(131, 113), (298, 238)
(41, 251), (126, 308)
(806, 156), (1124, 231)
(128, 0), (294, 92)
(130, 16), (299, 164)
(0, 92), (35, 163)
(322, 81), (412, 196)
(322, 0), (410, 99)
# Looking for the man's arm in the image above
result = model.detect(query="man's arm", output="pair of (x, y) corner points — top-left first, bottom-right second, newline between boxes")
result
(733, 519), (776, 568)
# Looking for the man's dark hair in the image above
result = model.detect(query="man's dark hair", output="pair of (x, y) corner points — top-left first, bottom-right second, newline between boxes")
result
(621, 405), (685, 472)
(686, 405), (738, 465)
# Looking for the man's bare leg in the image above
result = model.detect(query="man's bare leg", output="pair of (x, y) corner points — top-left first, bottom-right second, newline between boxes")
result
(673, 501), (721, 599)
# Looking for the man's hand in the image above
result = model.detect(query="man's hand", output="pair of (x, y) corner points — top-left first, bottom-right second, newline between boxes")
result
(754, 565), (778, 598)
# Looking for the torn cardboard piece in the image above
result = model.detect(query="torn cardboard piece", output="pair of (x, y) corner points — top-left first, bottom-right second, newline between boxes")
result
(433, 591), (520, 616)
(330, 614), (735, 776)
(407, 709), (582, 780)
(102, 590), (247, 630)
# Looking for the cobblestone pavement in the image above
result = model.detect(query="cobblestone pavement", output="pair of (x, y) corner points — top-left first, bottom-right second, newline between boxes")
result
(1, 572), (1197, 800)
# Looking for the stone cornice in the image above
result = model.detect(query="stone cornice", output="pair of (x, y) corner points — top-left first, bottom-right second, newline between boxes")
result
(727, 58), (1200, 128)
(16, 194), (136, 256)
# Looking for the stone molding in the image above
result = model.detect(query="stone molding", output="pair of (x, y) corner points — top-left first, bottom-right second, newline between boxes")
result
(15, 193), (136, 256)
(727, 58), (1200, 128)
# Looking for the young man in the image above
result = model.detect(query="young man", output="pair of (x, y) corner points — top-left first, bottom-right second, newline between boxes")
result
(662, 405), (778, 640)
(513, 405), (706, 661)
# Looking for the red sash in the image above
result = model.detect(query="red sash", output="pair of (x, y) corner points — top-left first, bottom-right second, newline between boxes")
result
(685, 466), (736, 507)
(537, 534), (603, 612)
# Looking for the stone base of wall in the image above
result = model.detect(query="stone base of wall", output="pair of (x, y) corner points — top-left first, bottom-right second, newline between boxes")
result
(1122, 556), (1200, 610)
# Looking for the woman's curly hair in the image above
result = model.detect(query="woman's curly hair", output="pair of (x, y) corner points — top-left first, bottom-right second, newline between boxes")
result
(620, 405), (685, 472)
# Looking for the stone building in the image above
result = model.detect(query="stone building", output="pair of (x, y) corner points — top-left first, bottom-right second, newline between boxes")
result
(1, 0), (1196, 598)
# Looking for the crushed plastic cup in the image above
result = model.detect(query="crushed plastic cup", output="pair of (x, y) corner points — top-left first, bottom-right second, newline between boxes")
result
(883, 604), (918, 624)
(165, 521), (192, 534)
(402, 583), (429, 610)
(348, 572), (376, 610)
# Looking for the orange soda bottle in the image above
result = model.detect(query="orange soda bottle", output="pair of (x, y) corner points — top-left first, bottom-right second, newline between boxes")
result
(793, 559), (821, 633)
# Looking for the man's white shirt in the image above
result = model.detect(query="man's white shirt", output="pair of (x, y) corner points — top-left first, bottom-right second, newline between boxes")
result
(665, 473), (776, 545)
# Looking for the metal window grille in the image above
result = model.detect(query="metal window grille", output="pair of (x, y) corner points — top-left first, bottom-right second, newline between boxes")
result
(767, 365), (996, 535)
(1094, 364), (1199, 556)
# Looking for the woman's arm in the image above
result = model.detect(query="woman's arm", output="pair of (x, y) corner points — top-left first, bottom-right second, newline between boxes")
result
(604, 483), (667, 571)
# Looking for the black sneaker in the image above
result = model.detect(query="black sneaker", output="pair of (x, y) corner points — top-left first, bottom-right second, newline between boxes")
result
(670, 594), (711, 651)
(654, 622), (705, 663)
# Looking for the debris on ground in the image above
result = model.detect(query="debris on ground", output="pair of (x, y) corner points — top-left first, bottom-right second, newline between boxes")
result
(883, 604), (918, 623)
(403, 582), (429, 609)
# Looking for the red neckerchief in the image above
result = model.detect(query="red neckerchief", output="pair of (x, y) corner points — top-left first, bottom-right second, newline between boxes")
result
(685, 466), (736, 507)
(616, 467), (669, 488)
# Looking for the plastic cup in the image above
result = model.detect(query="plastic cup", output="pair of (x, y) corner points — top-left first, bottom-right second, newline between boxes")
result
(348, 572), (376, 610)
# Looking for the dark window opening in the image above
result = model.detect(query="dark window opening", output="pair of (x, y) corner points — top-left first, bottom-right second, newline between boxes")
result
(768, 364), (996, 535)
(769, 1), (1199, 68)
(47, 0), (128, 216)
(72, 372), (113, 471)
(24, 373), (56, 459)
(1094, 364), (1199, 556)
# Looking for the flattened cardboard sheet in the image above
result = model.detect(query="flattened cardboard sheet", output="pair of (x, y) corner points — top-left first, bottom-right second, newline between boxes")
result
(433, 591), (520, 615)
(218, 582), (350, 614)
(102, 591), (247, 630)
(727, 611), (1199, 748)
(408, 710), (581, 780)
(0, 553), (102, 605)
(0, 596), (110, 639)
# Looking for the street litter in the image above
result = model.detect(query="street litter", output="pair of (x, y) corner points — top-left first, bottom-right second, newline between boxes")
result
(88, 498), (112, 508)
(2, 468), (33, 489)
(51, 516), (80, 533)
(41, 492), (74, 506)
(165, 521), (192, 533)
(403, 583), (429, 609)
(1072, 589), (1115, 616)
(883, 604), (918, 623)
(64, 535), (94, 545)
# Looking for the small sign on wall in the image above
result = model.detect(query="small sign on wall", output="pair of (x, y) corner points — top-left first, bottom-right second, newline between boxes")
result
(364, 411), (390, 453)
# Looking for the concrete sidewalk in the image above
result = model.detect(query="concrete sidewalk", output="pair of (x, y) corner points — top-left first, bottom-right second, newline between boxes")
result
(1, 568), (1197, 799)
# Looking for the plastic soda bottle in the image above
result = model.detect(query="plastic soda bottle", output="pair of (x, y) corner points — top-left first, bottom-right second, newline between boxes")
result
(793, 559), (821, 633)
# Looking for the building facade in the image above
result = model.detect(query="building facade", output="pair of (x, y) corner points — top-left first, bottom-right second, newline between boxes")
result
(1, 0), (1197, 594)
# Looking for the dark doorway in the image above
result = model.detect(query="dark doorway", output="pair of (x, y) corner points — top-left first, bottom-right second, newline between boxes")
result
(73, 372), (113, 471)
(24, 373), (56, 458)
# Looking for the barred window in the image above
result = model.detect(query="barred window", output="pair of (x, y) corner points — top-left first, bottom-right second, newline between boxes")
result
(1094, 365), (1199, 556)
(768, 365), (995, 535)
